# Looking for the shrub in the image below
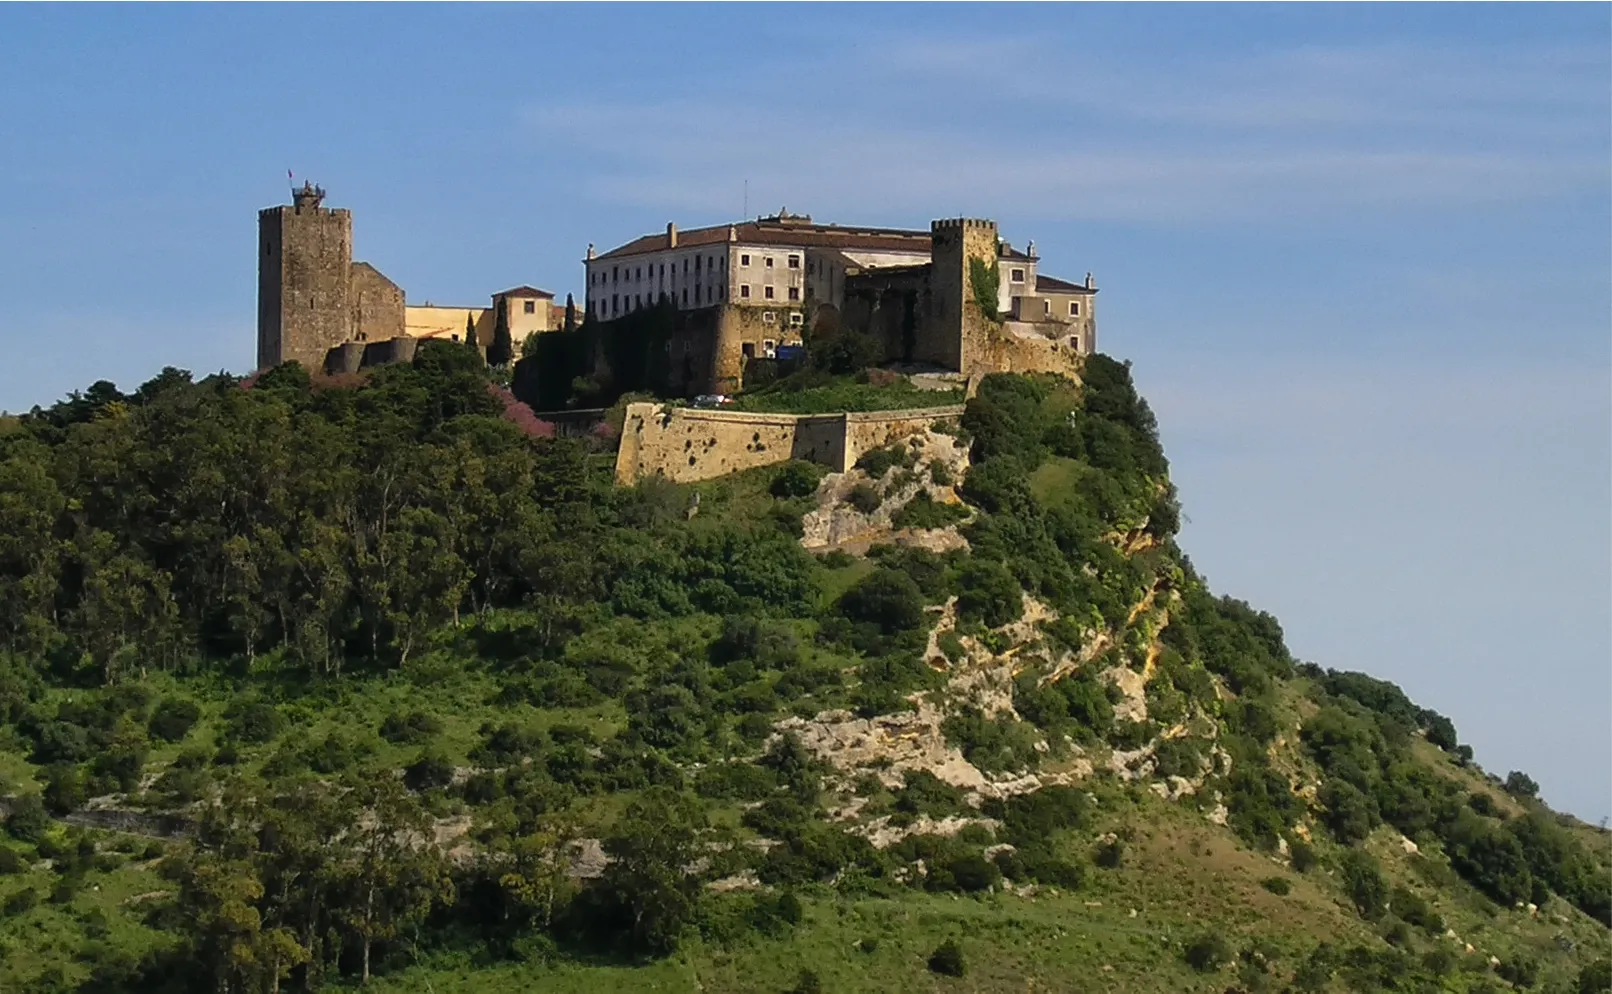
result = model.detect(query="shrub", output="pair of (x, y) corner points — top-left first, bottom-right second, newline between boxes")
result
(0, 847), (24, 874)
(891, 492), (969, 531)
(855, 443), (913, 479)
(1094, 838), (1125, 869)
(3, 886), (39, 916)
(838, 569), (924, 633)
(226, 701), (284, 744)
(1578, 959), (1612, 994)
(1290, 839), (1317, 873)
(147, 698), (201, 743)
(380, 710), (443, 745)
(787, 969), (822, 994)
(928, 458), (953, 486)
(1338, 848), (1389, 920)
(1319, 777), (1379, 845)
(954, 558), (1022, 628)
(1260, 876), (1291, 895)
(819, 549), (854, 569)
(770, 461), (824, 499)
(404, 751), (455, 791)
(929, 938), (967, 977)
(1183, 931), (1232, 972)
(41, 765), (85, 815)
(846, 483), (882, 515)
(1496, 954), (1539, 988)
(4, 793), (51, 844)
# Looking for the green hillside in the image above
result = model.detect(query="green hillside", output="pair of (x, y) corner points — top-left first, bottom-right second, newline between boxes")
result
(0, 345), (1606, 994)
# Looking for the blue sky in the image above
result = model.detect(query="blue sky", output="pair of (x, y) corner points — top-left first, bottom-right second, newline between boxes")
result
(0, 4), (1607, 819)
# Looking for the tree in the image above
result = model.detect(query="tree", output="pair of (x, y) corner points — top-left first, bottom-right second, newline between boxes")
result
(1503, 771), (1540, 800)
(336, 780), (452, 984)
(464, 312), (478, 349)
(563, 293), (577, 332)
(488, 296), (515, 367)
(594, 788), (709, 956)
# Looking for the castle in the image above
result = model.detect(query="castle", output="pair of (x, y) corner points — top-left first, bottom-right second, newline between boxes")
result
(257, 188), (1098, 398)
(256, 183), (567, 374)
(582, 211), (1098, 396)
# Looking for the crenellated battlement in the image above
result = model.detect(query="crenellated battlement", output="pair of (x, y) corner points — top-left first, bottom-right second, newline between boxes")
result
(931, 218), (996, 232)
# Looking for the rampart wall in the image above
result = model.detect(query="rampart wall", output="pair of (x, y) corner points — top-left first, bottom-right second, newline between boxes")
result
(615, 402), (965, 485)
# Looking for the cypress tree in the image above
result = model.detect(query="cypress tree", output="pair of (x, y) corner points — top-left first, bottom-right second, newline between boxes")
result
(488, 296), (515, 367)
(464, 312), (479, 349)
(563, 293), (577, 333)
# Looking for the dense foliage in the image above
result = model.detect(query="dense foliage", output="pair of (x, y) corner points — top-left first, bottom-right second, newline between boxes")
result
(0, 350), (1603, 993)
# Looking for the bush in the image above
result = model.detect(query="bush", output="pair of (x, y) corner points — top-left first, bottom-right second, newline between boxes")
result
(928, 938), (967, 977)
(1390, 885), (1443, 934)
(954, 558), (1022, 628)
(0, 847), (24, 874)
(380, 710), (443, 745)
(838, 569), (924, 634)
(1578, 959), (1612, 994)
(1290, 839), (1317, 873)
(1503, 771), (1539, 800)
(891, 492), (970, 531)
(226, 701), (284, 744)
(1184, 931), (1232, 972)
(147, 698), (201, 743)
(404, 751), (455, 791)
(770, 461), (824, 499)
(1260, 875), (1291, 895)
(846, 483), (882, 515)
(1496, 954), (1539, 988)
(855, 443), (913, 479)
(1338, 848), (1388, 920)
(4, 793), (51, 844)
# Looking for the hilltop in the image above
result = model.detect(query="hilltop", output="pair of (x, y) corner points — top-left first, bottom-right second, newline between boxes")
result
(0, 343), (1606, 994)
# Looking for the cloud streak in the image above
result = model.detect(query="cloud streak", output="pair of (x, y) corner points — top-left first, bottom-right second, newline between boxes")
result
(526, 35), (1607, 226)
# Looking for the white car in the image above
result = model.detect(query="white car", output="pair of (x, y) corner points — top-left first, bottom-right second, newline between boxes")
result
(692, 394), (733, 408)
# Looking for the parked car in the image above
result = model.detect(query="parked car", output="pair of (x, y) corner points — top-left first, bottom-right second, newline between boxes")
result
(692, 394), (733, 408)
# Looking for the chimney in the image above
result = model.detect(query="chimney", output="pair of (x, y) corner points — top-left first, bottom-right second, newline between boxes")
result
(667, 222), (678, 248)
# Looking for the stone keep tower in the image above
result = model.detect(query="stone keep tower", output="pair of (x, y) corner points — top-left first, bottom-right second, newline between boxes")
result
(257, 182), (354, 371)
(923, 218), (999, 375)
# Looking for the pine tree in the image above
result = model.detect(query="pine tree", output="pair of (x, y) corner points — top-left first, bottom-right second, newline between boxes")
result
(464, 312), (478, 349)
(488, 296), (515, 367)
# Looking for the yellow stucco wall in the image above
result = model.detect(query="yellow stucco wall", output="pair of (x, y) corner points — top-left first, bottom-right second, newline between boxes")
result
(404, 305), (492, 342)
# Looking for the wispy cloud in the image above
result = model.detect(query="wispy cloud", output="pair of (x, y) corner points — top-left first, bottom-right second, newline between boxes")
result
(526, 34), (1607, 225)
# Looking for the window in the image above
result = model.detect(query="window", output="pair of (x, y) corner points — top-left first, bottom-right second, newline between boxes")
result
(789, 312), (804, 327)
(695, 255), (701, 271)
(742, 343), (755, 358)
(1043, 300), (1051, 316)
(807, 260), (815, 275)
(787, 287), (800, 301)
(682, 288), (688, 305)
(611, 294), (619, 315)
(741, 253), (751, 266)
(683, 259), (689, 273)
(659, 263), (665, 278)
(635, 294), (642, 308)
(762, 311), (776, 324)
(1069, 336), (1080, 350)
(787, 255), (800, 269)
(765, 256), (774, 268)
(1069, 301), (1081, 316)
(636, 267), (642, 280)
(764, 285), (775, 299)
(740, 284), (751, 298)
(612, 266), (619, 283)
(1011, 268), (1025, 282)
(523, 300), (535, 314)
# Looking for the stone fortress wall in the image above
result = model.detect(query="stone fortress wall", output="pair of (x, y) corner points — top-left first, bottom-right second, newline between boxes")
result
(614, 402), (966, 485)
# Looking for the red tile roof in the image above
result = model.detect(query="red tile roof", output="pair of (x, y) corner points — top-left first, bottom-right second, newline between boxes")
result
(596, 218), (934, 260)
(492, 285), (554, 299)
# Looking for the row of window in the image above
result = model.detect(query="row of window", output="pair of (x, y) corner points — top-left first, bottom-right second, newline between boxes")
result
(738, 253), (800, 269)
(594, 283), (728, 318)
(738, 284), (800, 301)
(592, 254), (728, 287)
(591, 250), (806, 288)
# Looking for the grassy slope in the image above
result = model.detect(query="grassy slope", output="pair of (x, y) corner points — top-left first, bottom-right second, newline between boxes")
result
(1, 412), (1607, 993)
